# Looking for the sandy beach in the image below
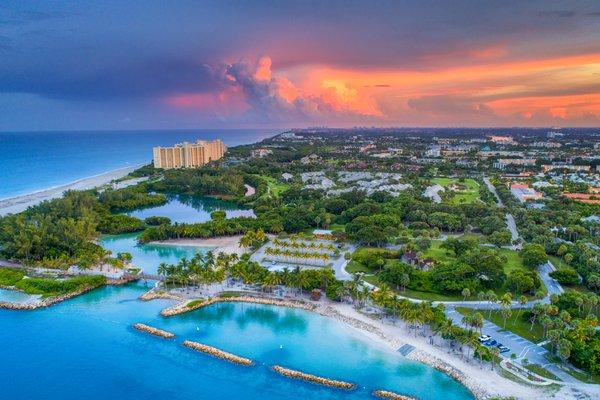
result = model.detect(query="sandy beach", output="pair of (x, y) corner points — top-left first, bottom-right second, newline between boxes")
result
(151, 235), (247, 256)
(0, 165), (142, 216)
(147, 284), (599, 400)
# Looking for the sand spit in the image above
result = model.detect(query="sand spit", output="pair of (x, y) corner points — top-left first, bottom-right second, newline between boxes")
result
(182, 340), (253, 366)
(133, 323), (175, 339)
(271, 365), (355, 390)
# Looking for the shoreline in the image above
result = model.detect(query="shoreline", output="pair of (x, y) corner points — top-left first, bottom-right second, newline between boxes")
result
(150, 235), (247, 256)
(0, 165), (143, 216)
(145, 289), (553, 400)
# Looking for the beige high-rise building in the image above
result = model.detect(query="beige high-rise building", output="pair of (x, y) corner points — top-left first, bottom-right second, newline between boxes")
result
(153, 139), (226, 169)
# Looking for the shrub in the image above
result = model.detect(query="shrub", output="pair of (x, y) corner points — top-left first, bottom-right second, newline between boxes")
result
(549, 268), (580, 285)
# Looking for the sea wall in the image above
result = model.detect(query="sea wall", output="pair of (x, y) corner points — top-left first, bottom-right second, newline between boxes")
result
(271, 365), (355, 390)
(133, 323), (175, 339)
(182, 340), (253, 366)
(161, 295), (316, 317)
(408, 350), (489, 400)
(373, 389), (417, 400)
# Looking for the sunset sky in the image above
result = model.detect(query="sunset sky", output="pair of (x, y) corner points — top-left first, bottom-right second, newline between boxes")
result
(1, 0), (599, 130)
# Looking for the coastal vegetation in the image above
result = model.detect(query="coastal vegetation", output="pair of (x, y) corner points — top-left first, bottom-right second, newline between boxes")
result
(14, 275), (107, 297)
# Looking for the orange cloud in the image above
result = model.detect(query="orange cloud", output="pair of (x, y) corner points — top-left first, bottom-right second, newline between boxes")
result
(163, 52), (600, 125)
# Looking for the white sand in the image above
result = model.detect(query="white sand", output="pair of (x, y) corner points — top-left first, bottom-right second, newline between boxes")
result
(0, 166), (142, 216)
(151, 235), (247, 256)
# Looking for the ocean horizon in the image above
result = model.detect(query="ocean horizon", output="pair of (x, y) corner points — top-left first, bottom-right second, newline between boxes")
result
(0, 129), (279, 199)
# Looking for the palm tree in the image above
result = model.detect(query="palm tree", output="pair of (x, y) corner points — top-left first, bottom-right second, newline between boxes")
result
(501, 307), (512, 328)
(514, 295), (527, 323)
(461, 288), (471, 302)
(157, 262), (169, 288)
(486, 291), (498, 318)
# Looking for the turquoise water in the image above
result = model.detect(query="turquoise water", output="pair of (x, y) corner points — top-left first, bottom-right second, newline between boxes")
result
(0, 282), (473, 400)
(128, 194), (256, 224)
(100, 233), (207, 275)
(1, 187), (473, 399)
(0, 129), (277, 199)
(0, 288), (37, 303)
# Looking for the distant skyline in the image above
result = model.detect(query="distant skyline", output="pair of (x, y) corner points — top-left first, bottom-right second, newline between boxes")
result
(1, 0), (599, 130)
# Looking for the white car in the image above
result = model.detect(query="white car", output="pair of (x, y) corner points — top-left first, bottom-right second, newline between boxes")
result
(478, 334), (491, 343)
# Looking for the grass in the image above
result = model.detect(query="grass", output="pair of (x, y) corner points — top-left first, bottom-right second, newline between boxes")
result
(0, 268), (25, 286)
(422, 240), (448, 260)
(523, 363), (560, 381)
(349, 241), (539, 302)
(497, 248), (528, 273)
(254, 175), (289, 198)
(431, 177), (481, 204)
(456, 307), (545, 343)
(424, 240), (528, 274)
(564, 368), (600, 384)
(345, 261), (373, 274)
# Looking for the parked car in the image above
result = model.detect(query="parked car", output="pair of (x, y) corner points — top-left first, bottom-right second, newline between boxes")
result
(498, 345), (510, 353)
(478, 334), (491, 343)
(485, 339), (497, 346)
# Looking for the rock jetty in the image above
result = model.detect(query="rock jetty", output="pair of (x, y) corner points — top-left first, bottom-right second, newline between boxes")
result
(271, 365), (355, 390)
(132, 323), (175, 339)
(161, 295), (315, 317)
(182, 340), (253, 366)
(373, 389), (417, 400)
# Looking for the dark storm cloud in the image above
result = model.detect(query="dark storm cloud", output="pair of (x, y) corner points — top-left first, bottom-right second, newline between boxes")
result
(0, 0), (599, 129)
(1, 0), (598, 102)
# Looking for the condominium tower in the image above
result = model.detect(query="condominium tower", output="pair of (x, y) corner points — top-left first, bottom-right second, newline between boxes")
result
(153, 139), (226, 169)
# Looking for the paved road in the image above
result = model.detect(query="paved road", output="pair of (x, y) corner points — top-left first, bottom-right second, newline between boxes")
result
(539, 260), (564, 296)
(505, 213), (521, 246)
(483, 176), (521, 249)
(483, 176), (503, 206)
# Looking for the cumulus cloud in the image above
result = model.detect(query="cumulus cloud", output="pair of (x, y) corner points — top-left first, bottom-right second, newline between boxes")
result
(166, 56), (383, 124)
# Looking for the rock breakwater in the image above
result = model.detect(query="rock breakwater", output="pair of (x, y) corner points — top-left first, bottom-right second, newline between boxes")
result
(133, 323), (175, 339)
(182, 340), (253, 366)
(373, 389), (417, 400)
(271, 365), (355, 390)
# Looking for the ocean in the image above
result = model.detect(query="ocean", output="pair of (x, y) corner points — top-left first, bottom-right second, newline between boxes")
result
(0, 129), (278, 199)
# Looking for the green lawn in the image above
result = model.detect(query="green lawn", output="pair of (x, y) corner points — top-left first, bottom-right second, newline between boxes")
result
(423, 240), (448, 260)
(253, 175), (289, 198)
(523, 364), (560, 381)
(424, 241), (528, 274)
(564, 368), (600, 384)
(345, 260), (373, 274)
(456, 307), (545, 343)
(431, 177), (481, 204)
(498, 248), (527, 273)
